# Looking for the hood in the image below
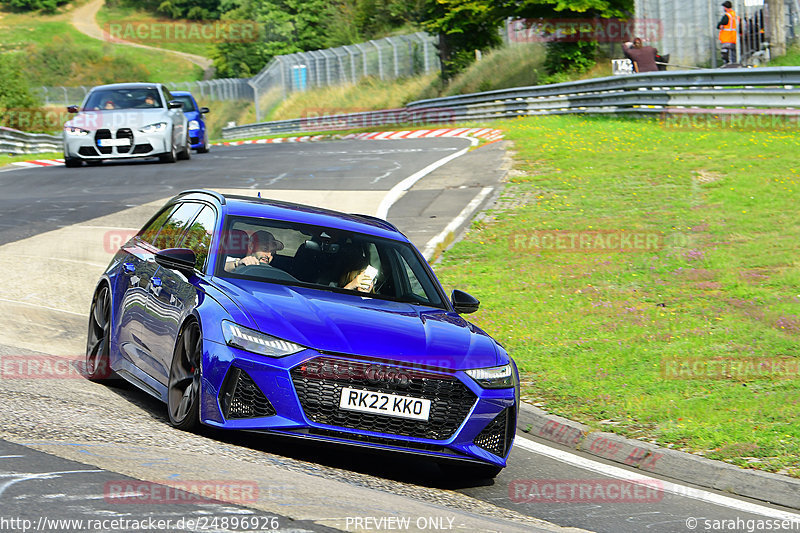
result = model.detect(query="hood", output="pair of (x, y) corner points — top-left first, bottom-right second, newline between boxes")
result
(65, 109), (172, 131)
(216, 278), (500, 371)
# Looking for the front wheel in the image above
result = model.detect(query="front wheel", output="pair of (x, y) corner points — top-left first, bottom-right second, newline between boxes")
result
(197, 132), (210, 153)
(159, 137), (177, 163)
(64, 156), (83, 168)
(167, 321), (202, 431)
(177, 133), (191, 160)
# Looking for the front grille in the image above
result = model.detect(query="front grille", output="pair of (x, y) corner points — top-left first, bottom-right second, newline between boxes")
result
(290, 356), (477, 440)
(219, 367), (276, 419)
(116, 128), (133, 154)
(474, 406), (515, 458)
(95, 129), (112, 154)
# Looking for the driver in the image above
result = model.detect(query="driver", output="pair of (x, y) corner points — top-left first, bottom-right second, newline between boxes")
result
(229, 230), (284, 271)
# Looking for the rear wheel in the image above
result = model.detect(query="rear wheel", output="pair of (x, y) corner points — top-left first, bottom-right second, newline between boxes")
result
(85, 285), (114, 381)
(167, 321), (202, 431)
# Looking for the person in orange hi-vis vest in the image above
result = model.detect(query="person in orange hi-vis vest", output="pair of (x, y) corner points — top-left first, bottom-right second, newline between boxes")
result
(717, 1), (738, 64)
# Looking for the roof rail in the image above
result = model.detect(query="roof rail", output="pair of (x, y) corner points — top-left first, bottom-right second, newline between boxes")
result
(175, 189), (226, 205)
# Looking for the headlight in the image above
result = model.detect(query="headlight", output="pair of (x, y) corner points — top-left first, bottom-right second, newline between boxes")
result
(188, 120), (200, 130)
(64, 126), (90, 136)
(465, 364), (514, 389)
(222, 321), (304, 358)
(139, 122), (167, 134)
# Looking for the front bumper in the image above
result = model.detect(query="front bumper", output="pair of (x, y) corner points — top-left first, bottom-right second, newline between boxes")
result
(64, 127), (171, 159)
(188, 127), (204, 149)
(200, 344), (518, 467)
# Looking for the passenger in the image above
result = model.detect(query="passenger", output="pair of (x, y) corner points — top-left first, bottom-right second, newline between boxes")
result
(103, 100), (115, 110)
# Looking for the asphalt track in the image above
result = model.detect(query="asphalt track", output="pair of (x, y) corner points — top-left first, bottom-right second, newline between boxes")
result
(1, 139), (799, 533)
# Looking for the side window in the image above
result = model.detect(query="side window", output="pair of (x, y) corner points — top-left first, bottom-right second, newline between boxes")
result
(152, 203), (202, 250)
(139, 204), (178, 244)
(163, 87), (173, 103)
(397, 252), (427, 301)
(178, 205), (216, 271)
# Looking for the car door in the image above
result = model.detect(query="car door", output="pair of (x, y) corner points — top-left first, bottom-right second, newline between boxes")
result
(115, 203), (178, 368)
(136, 201), (203, 382)
(145, 204), (217, 384)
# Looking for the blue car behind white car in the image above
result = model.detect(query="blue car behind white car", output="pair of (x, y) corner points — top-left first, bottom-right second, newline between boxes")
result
(171, 91), (210, 153)
(86, 189), (519, 478)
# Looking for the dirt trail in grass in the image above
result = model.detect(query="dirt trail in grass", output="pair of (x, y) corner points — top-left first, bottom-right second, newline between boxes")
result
(71, 0), (214, 78)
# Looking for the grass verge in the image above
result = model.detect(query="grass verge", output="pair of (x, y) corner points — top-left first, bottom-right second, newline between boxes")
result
(0, 7), (202, 85)
(433, 115), (800, 477)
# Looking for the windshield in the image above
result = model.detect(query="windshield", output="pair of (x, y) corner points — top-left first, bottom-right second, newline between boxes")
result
(172, 95), (196, 112)
(83, 88), (163, 110)
(216, 216), (446, 308)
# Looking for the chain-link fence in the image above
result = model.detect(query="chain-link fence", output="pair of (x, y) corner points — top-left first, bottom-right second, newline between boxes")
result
(249, 32), (439, 121)
(33, 79), (254, 107)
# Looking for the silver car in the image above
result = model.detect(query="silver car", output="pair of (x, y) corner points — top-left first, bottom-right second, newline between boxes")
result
(63, 83), (190, 167)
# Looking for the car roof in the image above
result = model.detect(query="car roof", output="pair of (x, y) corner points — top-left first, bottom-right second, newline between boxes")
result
(170, 91), (193, 97)
(89, 83), (165, 91)
(173, 190), (404, 241)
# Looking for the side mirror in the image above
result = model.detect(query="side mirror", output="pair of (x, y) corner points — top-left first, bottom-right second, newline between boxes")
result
(199, 107), (209, 114)
(168, 100), (184, 109)
(155, 248), (196, 276)
(67, 105), (79, 113)
(451, 289), (480, 314)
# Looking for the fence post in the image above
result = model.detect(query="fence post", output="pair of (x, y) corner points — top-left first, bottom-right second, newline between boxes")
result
(370, 40), (384, 80)
(354, 43), (369, 77)
(387, 37), (400, 78)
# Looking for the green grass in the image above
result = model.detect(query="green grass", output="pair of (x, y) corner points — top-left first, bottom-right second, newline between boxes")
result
(769, 42), (800, 66)
(0, 152), (62, 167)
(432, 115), (800, 477)
(444, 43), (546, 95)
(95, 2), (215, 58)
(0, 8), (202, 85)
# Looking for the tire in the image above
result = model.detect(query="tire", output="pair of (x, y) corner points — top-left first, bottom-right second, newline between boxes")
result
(196, 133), (209, 154)
(438, 461), (503, 480)
(159, 137), (177, 163)
(177, 134), (191, 160)
(85, 285), (115, 381)
(167, 321), (202, 431)
(64, 157), (82, 168)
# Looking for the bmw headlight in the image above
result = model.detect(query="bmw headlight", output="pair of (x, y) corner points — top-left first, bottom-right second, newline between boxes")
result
(188, 120), (200, 130)
(222, 321), (304, 358)
(465, 364), (514, 389)
(139, 122), (167, 134)
(64, 126), (90, 136)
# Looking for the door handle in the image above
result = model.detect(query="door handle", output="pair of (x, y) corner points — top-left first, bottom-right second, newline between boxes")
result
(123, 262), (135, 273)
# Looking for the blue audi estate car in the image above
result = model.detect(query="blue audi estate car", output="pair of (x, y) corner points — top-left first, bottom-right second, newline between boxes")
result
(86, 189), (519, 477)
(170, 91), (210, 153)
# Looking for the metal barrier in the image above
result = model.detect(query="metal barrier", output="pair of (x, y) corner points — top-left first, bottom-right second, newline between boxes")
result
(0, 127), (61, 155)
(223, 67), (800, 139)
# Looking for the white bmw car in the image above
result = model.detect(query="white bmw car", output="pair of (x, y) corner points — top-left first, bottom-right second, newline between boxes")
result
(63, 83), (190, 167)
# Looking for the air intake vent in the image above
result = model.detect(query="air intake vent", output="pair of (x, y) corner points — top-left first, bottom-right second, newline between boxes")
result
(219, 367), (276, 419)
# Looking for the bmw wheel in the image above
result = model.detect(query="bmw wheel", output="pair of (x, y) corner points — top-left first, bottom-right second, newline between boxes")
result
(168, 321), (202, 431)
(64, 157), (83, 168)
(177, 133), (191, 160)
(159, 136), (177, 163)
(85, 285), (114, 381)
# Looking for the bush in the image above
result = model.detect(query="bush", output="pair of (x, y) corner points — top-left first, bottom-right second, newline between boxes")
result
(544, 41), (598, 75)
(1, 0), (70, 13)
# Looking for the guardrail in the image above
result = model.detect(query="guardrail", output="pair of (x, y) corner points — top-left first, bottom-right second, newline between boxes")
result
(0, 127), (61, 155)
(222, 67), (800, 139)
